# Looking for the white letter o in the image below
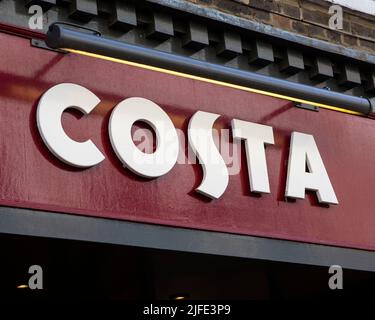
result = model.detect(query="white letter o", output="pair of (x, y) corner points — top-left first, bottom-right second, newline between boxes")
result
(109, 97), (179, 178)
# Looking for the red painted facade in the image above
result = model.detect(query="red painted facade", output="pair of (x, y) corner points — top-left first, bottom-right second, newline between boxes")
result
(1, 32), (375, 250)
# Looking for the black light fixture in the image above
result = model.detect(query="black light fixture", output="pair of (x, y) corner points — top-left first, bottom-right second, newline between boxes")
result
(45, 23), (375, 118)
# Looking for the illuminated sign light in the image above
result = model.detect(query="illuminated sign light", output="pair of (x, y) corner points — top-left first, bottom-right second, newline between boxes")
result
(37, 83), (338, 205)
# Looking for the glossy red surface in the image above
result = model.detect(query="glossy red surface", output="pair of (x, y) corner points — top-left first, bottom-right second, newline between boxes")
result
(1, 32), (375, 250)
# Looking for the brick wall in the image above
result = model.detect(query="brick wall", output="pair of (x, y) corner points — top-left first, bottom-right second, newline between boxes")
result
(186, 0), (375, 55)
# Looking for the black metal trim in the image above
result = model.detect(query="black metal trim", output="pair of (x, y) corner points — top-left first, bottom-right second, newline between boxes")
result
(45, 24), (374, 116)
(31, 38), (67, 53)
(1, 206), (375, 272)
(294, 102), (319, 112)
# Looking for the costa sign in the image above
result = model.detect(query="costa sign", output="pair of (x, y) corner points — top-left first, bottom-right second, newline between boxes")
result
(5, 33), (375, 250)
(36, 83), (338, 205)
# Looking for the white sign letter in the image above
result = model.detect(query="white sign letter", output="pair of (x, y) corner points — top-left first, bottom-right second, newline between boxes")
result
(37, 83), (105, 168)
(109, 97), (179, 178)
(232, 119), (274, 193)
(285, 132), (338, 204)
(188, 111), (228, 199)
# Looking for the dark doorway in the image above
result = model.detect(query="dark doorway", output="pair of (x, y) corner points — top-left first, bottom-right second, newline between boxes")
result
(1, 234), (374, 300)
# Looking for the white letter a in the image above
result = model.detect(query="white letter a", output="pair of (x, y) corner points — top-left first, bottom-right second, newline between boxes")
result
(285, 132), (338, 205)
